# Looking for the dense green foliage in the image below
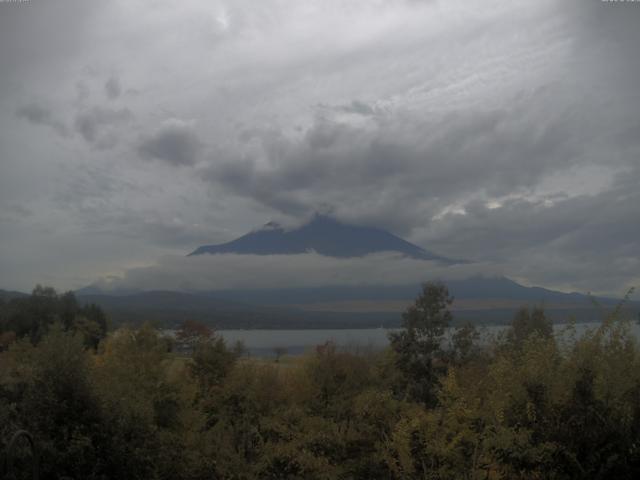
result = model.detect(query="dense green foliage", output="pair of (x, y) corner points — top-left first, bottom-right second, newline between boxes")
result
(0, 285), (107, 349)
(1, 283), (640, 479)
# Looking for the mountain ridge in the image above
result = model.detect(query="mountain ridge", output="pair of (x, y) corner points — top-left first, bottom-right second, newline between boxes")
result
(0, 289), (29, 301)
(72, 276), (640, 329)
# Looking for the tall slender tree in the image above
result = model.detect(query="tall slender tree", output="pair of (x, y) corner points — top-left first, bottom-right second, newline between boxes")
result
(389, 281), (453, 406)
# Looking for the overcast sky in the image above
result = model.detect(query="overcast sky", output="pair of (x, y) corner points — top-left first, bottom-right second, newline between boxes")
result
(1, 0), (639, 296)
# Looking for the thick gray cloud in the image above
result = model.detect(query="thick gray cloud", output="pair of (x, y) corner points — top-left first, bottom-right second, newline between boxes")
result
(104, 76), (121, 100)
(93, 253), (496, 292)
(138, 119), (202, 166)
(16, 103), (69, 137)
(0, 0), (639, 297)
(74, 106), (133, 148)
(205, 98), (587, 232)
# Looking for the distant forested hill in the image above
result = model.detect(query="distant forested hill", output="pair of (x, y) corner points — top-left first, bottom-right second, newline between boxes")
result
(0, 289), (28, 301)
(76, 277), (639, 329)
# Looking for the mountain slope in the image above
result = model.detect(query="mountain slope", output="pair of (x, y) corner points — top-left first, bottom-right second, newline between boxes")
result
(0, 289), (29, 301)
(189, 213), (457, 262)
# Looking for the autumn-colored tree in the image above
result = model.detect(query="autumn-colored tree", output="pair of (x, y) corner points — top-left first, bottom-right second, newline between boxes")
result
(2, 282), (640, 479)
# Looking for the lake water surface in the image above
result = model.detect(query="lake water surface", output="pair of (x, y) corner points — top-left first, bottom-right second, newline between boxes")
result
(217, 321), (640, 357)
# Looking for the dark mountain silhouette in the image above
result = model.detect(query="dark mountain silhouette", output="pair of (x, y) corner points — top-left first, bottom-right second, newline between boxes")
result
(194, 276), (590, 305)
(76, 290), (392, 329)
(189, 213), (458, 262)
(0, 289), (29, 301)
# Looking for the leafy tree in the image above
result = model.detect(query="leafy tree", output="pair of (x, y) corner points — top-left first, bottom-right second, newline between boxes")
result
(198, 362), (286, 479)
(388, 281), (453, 406)
(94, 323), (188, 479)
(177, 319), (212, 347)
(383, 370), (487, 479)
(0, 285), (107, 347)
(77, 303), (108, 348)
(1, 325), (108, 479)
(507, 305), (552, 348)
(303, 342), (372, 416)
(190, 334), (238, 393)
(449, 322), (481, 365)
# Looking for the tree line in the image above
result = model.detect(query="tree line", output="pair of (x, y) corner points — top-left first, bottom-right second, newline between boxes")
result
(1, 283), (639, 479)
